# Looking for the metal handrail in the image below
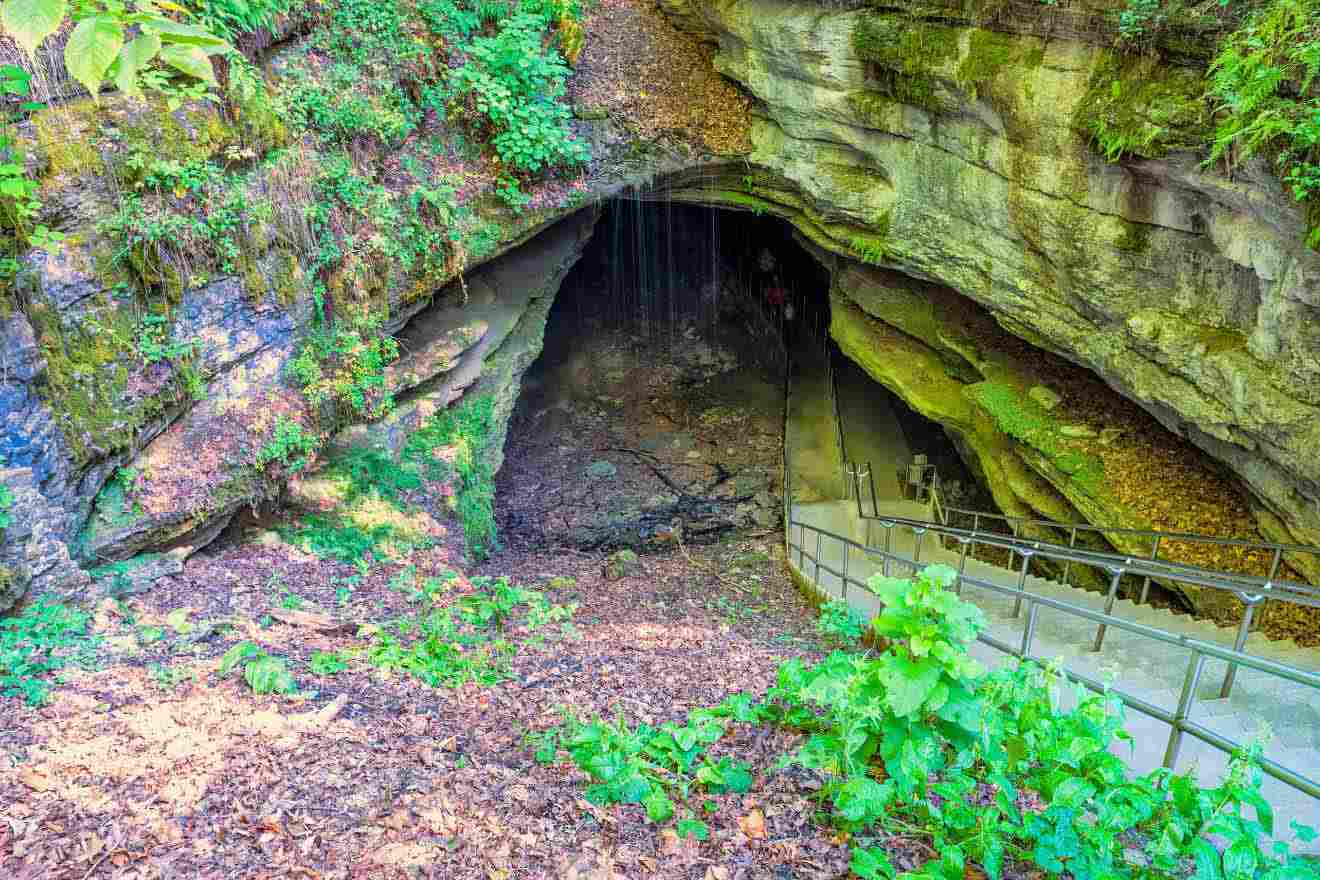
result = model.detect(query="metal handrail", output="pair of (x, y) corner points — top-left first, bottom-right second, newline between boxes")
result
(785, 515), (1320, 802)
(855, 507), (1320, 608)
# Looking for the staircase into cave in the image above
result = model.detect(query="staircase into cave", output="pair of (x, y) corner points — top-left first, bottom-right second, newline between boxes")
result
(783, 360), (1320, 844)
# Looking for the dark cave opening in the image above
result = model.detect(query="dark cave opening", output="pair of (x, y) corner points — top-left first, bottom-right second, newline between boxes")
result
(495, 198), (986, 551)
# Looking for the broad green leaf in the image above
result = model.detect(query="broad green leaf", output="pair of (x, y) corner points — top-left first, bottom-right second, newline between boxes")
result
(159, 43), (217, 86)
(881, 654), (941, 717)
(137, 16), (229, 49)
(1, 0), (66, 57)
(64, 15), (123, 100)
(112, 32), (162, 98)
(642, 788), (673, 823)
(675, 818), (708, 841)
(1222, 839), (1258, 880)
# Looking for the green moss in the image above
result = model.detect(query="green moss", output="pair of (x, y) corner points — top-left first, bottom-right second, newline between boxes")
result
(32, 105), (105, 179)
(970, 381), (1107, 496)
(1072, 50), (1210, 161)
(1115, 218), (1152, 253)
(1195, 324), (1248, 355)
(86, 552), (168, 590)
(957, 29), (1018, 91)
(819, 161), (890, 195)
(26, 298), (157, 466)
(846, 90), (899, 129)
(970, 381), (1055, 445)
(853, 15), (960, 114)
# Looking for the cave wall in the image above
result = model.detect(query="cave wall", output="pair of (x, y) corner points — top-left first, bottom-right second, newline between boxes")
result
(5, 0), (1320, 606)
(655, 0), (1320, 569)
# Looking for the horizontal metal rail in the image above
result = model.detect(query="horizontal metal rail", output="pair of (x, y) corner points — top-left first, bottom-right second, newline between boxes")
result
(854, 505), (1320, 609)
(940, 501), (1320, 557)
(786, 516), (1320, 803)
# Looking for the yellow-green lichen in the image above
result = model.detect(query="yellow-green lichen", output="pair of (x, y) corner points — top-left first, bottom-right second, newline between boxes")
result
(853, 15), (961, 114)
(1115, 218), (1152, 253)
(26, 297), (164, 466)
(1072, 50), (1210, 161)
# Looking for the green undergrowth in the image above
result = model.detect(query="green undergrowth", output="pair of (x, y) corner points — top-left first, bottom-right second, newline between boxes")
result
(535, 694), (762, 828)
(0, 483), (12, 532)
(0, 597), (99, 705)
(276, 392), (499, 567)
(538, 564), (1320, 880)
(362, 574), (574, 686)
(403, 393), (500, 559)
(969, 382), (1106, 496)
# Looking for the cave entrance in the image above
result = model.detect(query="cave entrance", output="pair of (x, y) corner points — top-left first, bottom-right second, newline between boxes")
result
(494, 199), (983, 553)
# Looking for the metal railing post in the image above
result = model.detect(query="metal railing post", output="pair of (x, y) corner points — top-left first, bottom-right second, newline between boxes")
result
(815, 529), (823, 585)
(882, 523), (893, 577)
(1139, 535), (1162, 605)
(868, 460), (878, 519)
(913, 527), (926, 566)
(1011, 550), (1034, 618)
(842, 540), (849, 600)
(1062, 526), (1078, 587)
(1219, 548), (1279, 698)
(955, 537), (970, 596)
(1020, 601), (1040, 659)
(1093, 566), (1125, 652)
(1164, 651), (1206, 771)
(853, 465), (864, 519)
(1219, 597), (1259, 698)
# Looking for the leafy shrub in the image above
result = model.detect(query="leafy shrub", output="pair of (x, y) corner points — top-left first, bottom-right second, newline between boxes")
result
(536, 694), (763, 823)
(0, 0), (229, 100)
(253, 415), (320, 472)
(817, 598), (866, 646)
(1207, 0), (1320, 247)
(287, 317), (400, 423)
(0, 483), (12, 531)
(218, 641), (298, 694)
(0, 598), (98, 705)
(309, 650), (348, 675)
(447, 8), (589, 173)
(366, 577), (571, 687)
(1117, 0), (1165, 40)
(769, 565), (1319, 880)
(187, 0), (295, 41)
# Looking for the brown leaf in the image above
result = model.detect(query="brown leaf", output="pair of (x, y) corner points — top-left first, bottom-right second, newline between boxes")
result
(19, 768), (51, 792)
(737, 808), (766, 839)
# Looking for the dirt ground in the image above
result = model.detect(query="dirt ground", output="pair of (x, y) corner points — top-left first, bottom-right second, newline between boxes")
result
(0, 534), (888, 879)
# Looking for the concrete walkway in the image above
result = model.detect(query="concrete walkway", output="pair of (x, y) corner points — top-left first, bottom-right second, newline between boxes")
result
(785, 358), (1320, 846)
(789, 499), (1320, 844)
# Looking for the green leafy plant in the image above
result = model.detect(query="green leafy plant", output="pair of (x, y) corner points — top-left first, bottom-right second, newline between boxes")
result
(309, 650), (348, 675)
(254, 415), (319, 472)
(366, 577), (573, 688)
(447, 6), (589, 174)
(817, 598), (866, 646)
(0, 597), (98, 705)
(0, 0), (230, 100)
(762, 565), (1320, 880)
(187, 0), (294, 41)
(0, 483), (12, 531)
(217, 640), (298, 694)
(536, 694), (763, 825)
(1206, 0), (1320, 247)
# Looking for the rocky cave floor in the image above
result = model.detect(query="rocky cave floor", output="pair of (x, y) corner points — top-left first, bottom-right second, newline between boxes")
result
(0, 530), (893, 879)
(496, 320), (784, 554)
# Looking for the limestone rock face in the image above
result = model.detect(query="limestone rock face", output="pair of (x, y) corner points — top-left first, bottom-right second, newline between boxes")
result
(658, 0), (1320, 567)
